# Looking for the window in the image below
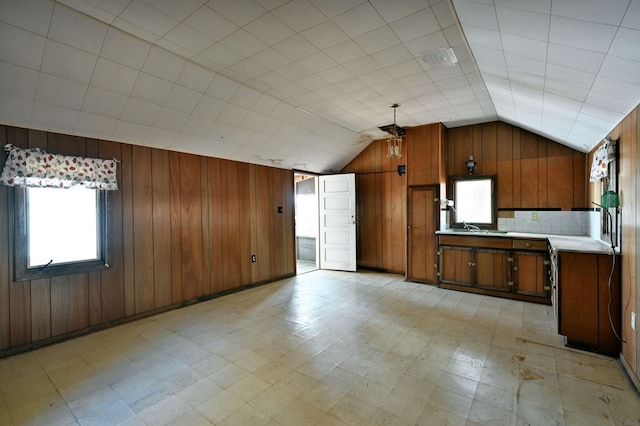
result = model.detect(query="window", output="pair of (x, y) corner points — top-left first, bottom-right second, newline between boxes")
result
(449, 174), (497, 229)
(15, 186), (110, 281)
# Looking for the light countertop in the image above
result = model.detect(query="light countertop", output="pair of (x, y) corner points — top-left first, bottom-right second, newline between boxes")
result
(436, 229), (615, 255)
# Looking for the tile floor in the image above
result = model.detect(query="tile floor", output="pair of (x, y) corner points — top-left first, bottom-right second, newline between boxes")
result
(0, 270), (639, 425)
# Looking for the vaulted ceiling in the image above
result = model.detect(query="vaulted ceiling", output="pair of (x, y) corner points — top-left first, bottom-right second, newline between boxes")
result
(1, 0), (639, 173)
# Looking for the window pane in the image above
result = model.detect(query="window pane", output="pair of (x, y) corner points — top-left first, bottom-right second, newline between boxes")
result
(455, 178), (493, 224)
(28, 186), (99, 267)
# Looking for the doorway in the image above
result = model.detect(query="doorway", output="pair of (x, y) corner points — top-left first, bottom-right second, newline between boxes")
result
(294, 174), (319, 274)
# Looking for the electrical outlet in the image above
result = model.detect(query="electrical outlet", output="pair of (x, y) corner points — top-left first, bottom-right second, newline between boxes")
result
(531, 212), (538, 221)
(251, 254), (256, 263)
(632, 312), (636, 331)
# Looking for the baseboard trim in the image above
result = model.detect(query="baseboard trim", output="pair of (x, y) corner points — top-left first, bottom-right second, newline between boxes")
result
(619, 352), (640, 396)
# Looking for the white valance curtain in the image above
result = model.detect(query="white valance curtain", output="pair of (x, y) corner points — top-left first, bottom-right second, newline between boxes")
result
(0, 144), (118, 190)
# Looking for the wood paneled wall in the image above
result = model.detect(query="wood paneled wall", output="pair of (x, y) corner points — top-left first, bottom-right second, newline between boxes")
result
(0, 125), (295, 355)
(341, 123), (444, 272)
(597, 106), (638, 381)
(447, 122), (587, 210)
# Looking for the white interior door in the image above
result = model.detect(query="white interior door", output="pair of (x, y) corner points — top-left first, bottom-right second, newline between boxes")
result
(319, 173), (357, 271)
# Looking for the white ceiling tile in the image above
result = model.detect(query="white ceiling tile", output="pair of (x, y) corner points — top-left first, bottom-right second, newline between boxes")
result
(308, 0), (364, 18)
(274, 35), (318, 61)
(432, 1), (456, 28)
(131, 72), (173, 104)
(371, 44), (413, 68)
(79, 0), (131, 18)
(580, 103), (628, 123)
(251, 48), (292, 71)
(405, 32), (450, 59)
(111, 17), (160, 44)
(154, 107), (189, 131)
(370, 0), (428, 23)
(549, 16), (617, 53)
(41, 41), (97, 85)
(119, 0), (178, 38)
(218, 104), (249, 126)
(221, 30), (268, 58)
(622, 0), (640, 30)
(0, 62), (38, 101)
(255, 0), (290, 11)
(200, 43), (245, 67)
(547, 64), (596, 89)
(354, 26), (401, 55)
(206, 0), (267, 27)
(91, 58), (139, 95)
(176, 63), (216, 93)
(609, 27), (640, 62)
(144, 127), (178, 147)
(547, 43), (605, 74)
(389, 8), (441, 43)
(0, 94), (33, 124)
(141, 0), (202, 21)
(461, 26), (501, 49)
(386, 59), (424, 80)
(358, 68), (393, 86)
(164, 85), (202, 113)
(155, 38), (194, 60)
(276, 62), (312, 81)
(111, 120), (150, 142)
(301, 21), (349, 50)
(231, 86), (261, 109)
(544, 80), (589, 102)
(81, 86), (127, 118)
(184, 6), (238, 42)
(501, 33), (547, 61)
(0, 0), (53, 36)
(324, 40), (367, 64)
(0, 22), (46, 70)
(30, 102), (79, 131)
(35, 74), (86, 110)
(272, 0), (327, 32)
(342, 56), (379, 76)
(443, 25), (466, 48)
(207, 74), (241, 101)
(452, 0), (498, 30)
(56, 0), (116, 24)
(600, 55), (640, 85)
(75, 111), (117, 136)
(181, 115), (214, 138)
(317, 65), (354, 84)
(142, 47), (187, 82)
(333, 2), (386, 38)
(496, 7), (549, 41)
(163, 24), (215, 55)
(552, 0), (628, 26)
(585, 91), (636, 115)
(244, 13), (295, 46)
(230, 58), (267, 80)
(121, 98), (161, 125)
(100, 28), (151, 70)
(506, 53), (546, 77)
(193, 95), (226, 120)
(298, 51), (338, 73)
(591, 75), (640, 102)
(49, 5), (108, 55)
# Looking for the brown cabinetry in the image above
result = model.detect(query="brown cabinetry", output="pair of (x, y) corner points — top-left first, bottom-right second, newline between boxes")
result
(437, 234), (551, 304)
(552, 250), (621, 355)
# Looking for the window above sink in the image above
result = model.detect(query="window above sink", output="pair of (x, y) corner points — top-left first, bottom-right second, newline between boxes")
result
(448, 174), (497, 230)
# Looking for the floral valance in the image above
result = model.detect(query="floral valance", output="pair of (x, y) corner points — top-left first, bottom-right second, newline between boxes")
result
(1, 144), (118, 190)
(589, 139), (614, 182)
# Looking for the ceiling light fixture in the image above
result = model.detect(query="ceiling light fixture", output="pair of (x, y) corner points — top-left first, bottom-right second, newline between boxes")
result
(422, 47), (458, 70)
(386, 103), (403, 159)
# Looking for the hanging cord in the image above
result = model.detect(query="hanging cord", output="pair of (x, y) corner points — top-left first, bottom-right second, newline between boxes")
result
(593, 202), (626, 344)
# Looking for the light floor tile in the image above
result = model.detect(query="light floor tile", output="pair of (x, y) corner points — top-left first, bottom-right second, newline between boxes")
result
(0, 270), (637, 425)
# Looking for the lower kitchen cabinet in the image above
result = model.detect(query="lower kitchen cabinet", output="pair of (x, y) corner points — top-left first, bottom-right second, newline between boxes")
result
(552, 250), (621, 355)
(437, 234), (551, 304)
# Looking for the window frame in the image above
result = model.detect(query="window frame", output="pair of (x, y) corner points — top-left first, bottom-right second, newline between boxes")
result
(448, 174), (497, 230)
(14, 186), (112, 281)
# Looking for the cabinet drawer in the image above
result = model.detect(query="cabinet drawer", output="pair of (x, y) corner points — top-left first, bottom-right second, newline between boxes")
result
(438, 235), (512, 249)
(513, 238), (547, 251)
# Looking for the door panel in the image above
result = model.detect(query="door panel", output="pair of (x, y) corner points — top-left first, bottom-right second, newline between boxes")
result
(319, 174), (356, 271)
(407, 186), (439, 283)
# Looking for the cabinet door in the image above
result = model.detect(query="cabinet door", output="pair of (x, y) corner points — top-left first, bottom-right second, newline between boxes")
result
(513, 251), (549, 298)
(475, 249), (509, 291)
(407, 186), (439, 283)
(440, 246), (472, 285)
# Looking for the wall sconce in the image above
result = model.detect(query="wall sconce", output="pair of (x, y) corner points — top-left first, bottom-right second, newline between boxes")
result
(466, 155), (476, 174)
(397, 164), (406, 176)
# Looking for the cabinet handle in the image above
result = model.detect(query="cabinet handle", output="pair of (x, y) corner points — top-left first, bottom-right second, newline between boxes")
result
(507, 257), (513, 262)
(433, 264), (438, 268)
(525, 242), (532, 247)
(507, 281), (514, 286)
(544, 286), (551, 291)
(513, 266), (518, 271)
(543, 260), (550, 265)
